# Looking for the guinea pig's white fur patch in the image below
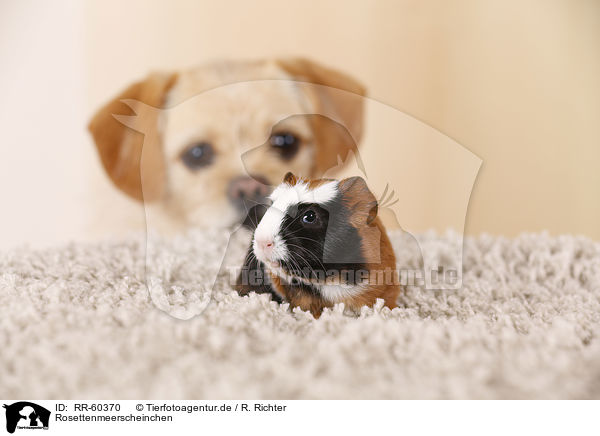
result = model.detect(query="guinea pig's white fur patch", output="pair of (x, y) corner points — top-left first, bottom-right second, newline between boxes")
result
(318, 282), (367, 302)
(253, 180), (338, 263)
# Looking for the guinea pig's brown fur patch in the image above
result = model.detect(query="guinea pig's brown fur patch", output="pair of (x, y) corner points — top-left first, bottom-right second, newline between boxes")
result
(339, 177), (400, 311)
(283, 172), (335, 190)
(267, 271), (329, 317)
(347, 217), (400, 311)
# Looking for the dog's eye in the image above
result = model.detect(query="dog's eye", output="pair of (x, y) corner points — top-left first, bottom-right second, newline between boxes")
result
(270, 132), (299, 160)
(301, 209), (317, 225)
(181, 142), (214, 170)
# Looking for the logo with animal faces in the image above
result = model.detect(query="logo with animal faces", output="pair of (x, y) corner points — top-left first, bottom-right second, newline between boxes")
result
(113, 80), (481, 319)
(2, 402), (50, 434)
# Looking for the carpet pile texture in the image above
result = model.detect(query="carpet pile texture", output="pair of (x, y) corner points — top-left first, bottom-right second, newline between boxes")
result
(1, 231), (599, 399)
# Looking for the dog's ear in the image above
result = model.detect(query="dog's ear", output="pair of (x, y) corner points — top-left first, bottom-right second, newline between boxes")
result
(88, 72), (178, 202)
(276, 58), (366, 176)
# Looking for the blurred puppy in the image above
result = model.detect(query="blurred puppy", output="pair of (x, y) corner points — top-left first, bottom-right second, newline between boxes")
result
(88, 58), (365, 233)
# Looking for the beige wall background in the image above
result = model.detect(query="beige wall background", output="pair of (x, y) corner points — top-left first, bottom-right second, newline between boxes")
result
(1, 0), (599, 248)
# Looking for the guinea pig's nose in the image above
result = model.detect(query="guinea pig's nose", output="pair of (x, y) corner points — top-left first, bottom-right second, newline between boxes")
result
(255, 238), (274, 255)
(227, 175), (271, 214)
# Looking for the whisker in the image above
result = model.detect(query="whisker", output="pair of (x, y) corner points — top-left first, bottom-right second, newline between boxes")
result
(379, 183), (389, 203)
(286, 243), (327, 276)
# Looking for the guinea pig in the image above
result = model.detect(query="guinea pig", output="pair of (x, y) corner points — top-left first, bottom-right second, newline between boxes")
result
(236, 172), (400, 317)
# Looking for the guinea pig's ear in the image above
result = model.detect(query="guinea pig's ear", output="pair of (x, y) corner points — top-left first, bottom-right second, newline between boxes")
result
(88, 72), (178, 202)
(283, 172), (298, 185)
(367, 202), (378, 225)
(339, 176), (378, 226)
(276, 58), (366, 176)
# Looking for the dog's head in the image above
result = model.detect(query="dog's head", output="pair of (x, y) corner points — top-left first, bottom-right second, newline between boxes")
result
(88, 58), (365, 229)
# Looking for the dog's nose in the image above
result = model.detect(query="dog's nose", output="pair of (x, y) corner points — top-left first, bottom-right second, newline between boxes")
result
(227, 176), (270, 214)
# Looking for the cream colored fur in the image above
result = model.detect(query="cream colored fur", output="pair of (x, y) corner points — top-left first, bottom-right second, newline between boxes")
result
(89, 59), (365, 237)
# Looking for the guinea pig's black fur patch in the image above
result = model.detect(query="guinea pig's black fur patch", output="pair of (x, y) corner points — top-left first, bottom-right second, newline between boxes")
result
(278, 194), (366, 284)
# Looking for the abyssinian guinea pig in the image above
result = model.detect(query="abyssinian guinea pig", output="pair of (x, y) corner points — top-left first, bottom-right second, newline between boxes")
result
(236, 172), (400, 317)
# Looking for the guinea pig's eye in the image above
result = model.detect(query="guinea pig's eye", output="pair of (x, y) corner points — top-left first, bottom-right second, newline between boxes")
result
(269, 132), (299, 160)
(301, 209), (317, 225)
(181, 142), (215, 170)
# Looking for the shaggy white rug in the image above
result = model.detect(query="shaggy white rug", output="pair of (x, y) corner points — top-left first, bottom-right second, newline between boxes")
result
(1, 231), (599, 399)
